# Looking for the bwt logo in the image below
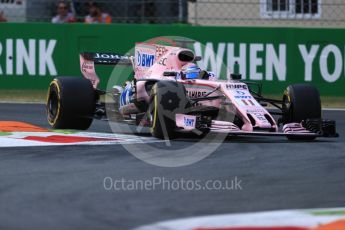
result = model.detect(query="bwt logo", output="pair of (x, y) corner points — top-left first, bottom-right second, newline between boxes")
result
(235, 95), (252, 99)
(184, 117), (195, 127)
(137, 52), (155, 67)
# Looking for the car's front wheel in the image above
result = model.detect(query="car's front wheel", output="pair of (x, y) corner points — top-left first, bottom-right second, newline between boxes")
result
(148, 81), (188, 140)
(282, 83), (321, 140)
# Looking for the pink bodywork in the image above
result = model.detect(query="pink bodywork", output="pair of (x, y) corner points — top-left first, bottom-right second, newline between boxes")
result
(134, 43), (278, 132)
(79, 43), (278, 132)
(79, 55), (100, 88)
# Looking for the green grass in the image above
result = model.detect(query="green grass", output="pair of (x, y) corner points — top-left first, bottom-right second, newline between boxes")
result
(0, 132), (11, 136)
(0, 90), (47, 103)
(0, 90), (344, 108)
(320, 96), (345, 109)
(311, 210), (345, 216)
(52, 129), (78, 134)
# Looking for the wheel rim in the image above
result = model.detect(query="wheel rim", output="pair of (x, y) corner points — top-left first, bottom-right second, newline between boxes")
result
(282, 95), (292, 123)
(148, 99), (155, 128)
(48, 90), (59, 121)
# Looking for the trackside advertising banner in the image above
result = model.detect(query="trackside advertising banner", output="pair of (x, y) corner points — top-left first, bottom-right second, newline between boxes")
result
(0, 23), (344, 96)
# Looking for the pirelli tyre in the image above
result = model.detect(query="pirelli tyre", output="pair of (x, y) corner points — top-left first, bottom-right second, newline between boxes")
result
(46, 77), (95, 130)
(148, 81), (188, 140)
(282, 84), (321, 140)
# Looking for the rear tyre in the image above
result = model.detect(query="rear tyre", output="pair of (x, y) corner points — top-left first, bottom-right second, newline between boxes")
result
(148, 81), (188, 140)
(46, 77), (95, 130)
(282, 84), (321, 140)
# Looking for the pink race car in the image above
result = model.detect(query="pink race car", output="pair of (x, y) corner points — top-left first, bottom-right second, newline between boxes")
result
(46, 42), (338, 140)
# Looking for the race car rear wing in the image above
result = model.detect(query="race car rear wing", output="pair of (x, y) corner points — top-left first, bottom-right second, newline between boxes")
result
(79, 52), (134, 89)
(80, 52), (133, 65)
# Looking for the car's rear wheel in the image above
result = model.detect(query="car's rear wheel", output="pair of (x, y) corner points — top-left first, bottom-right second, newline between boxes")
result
(148, 81), (188, 139)
(282, 84), (321, 140)
(46, 77), (95, 130)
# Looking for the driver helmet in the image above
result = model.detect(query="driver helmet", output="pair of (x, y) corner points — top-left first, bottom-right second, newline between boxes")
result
(182, 63), (201, 79)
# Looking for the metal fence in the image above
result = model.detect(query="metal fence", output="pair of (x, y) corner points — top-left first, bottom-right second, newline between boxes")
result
(1, 0), (345, 27)
(188, 0), (345, 27)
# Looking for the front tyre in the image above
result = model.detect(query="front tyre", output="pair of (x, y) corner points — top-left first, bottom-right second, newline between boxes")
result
(46, 77), (96, 130)
(282, 84), (321, 140)
(149, 81), (188, 140)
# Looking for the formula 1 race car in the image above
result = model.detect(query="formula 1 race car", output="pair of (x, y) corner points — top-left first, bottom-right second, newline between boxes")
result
(46, 42), (338, 140)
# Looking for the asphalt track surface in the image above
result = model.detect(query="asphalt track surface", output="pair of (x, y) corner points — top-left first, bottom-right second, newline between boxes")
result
(0, 103), (344, 230)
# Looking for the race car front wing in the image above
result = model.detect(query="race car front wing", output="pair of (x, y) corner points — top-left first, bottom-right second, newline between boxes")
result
(175, 114), (338, 138)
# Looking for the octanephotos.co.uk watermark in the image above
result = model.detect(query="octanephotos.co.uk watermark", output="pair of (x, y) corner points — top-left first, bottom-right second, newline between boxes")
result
(103, 176), (243, 191)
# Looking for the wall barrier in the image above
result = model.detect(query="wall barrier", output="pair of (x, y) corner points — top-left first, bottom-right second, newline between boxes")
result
(0, 23), (344, 96)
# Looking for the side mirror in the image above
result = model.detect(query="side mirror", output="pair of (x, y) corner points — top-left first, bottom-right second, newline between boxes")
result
(230, 61), (242, 80)
(194, 56), (202, 61)
(163, 71), (178, 77)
